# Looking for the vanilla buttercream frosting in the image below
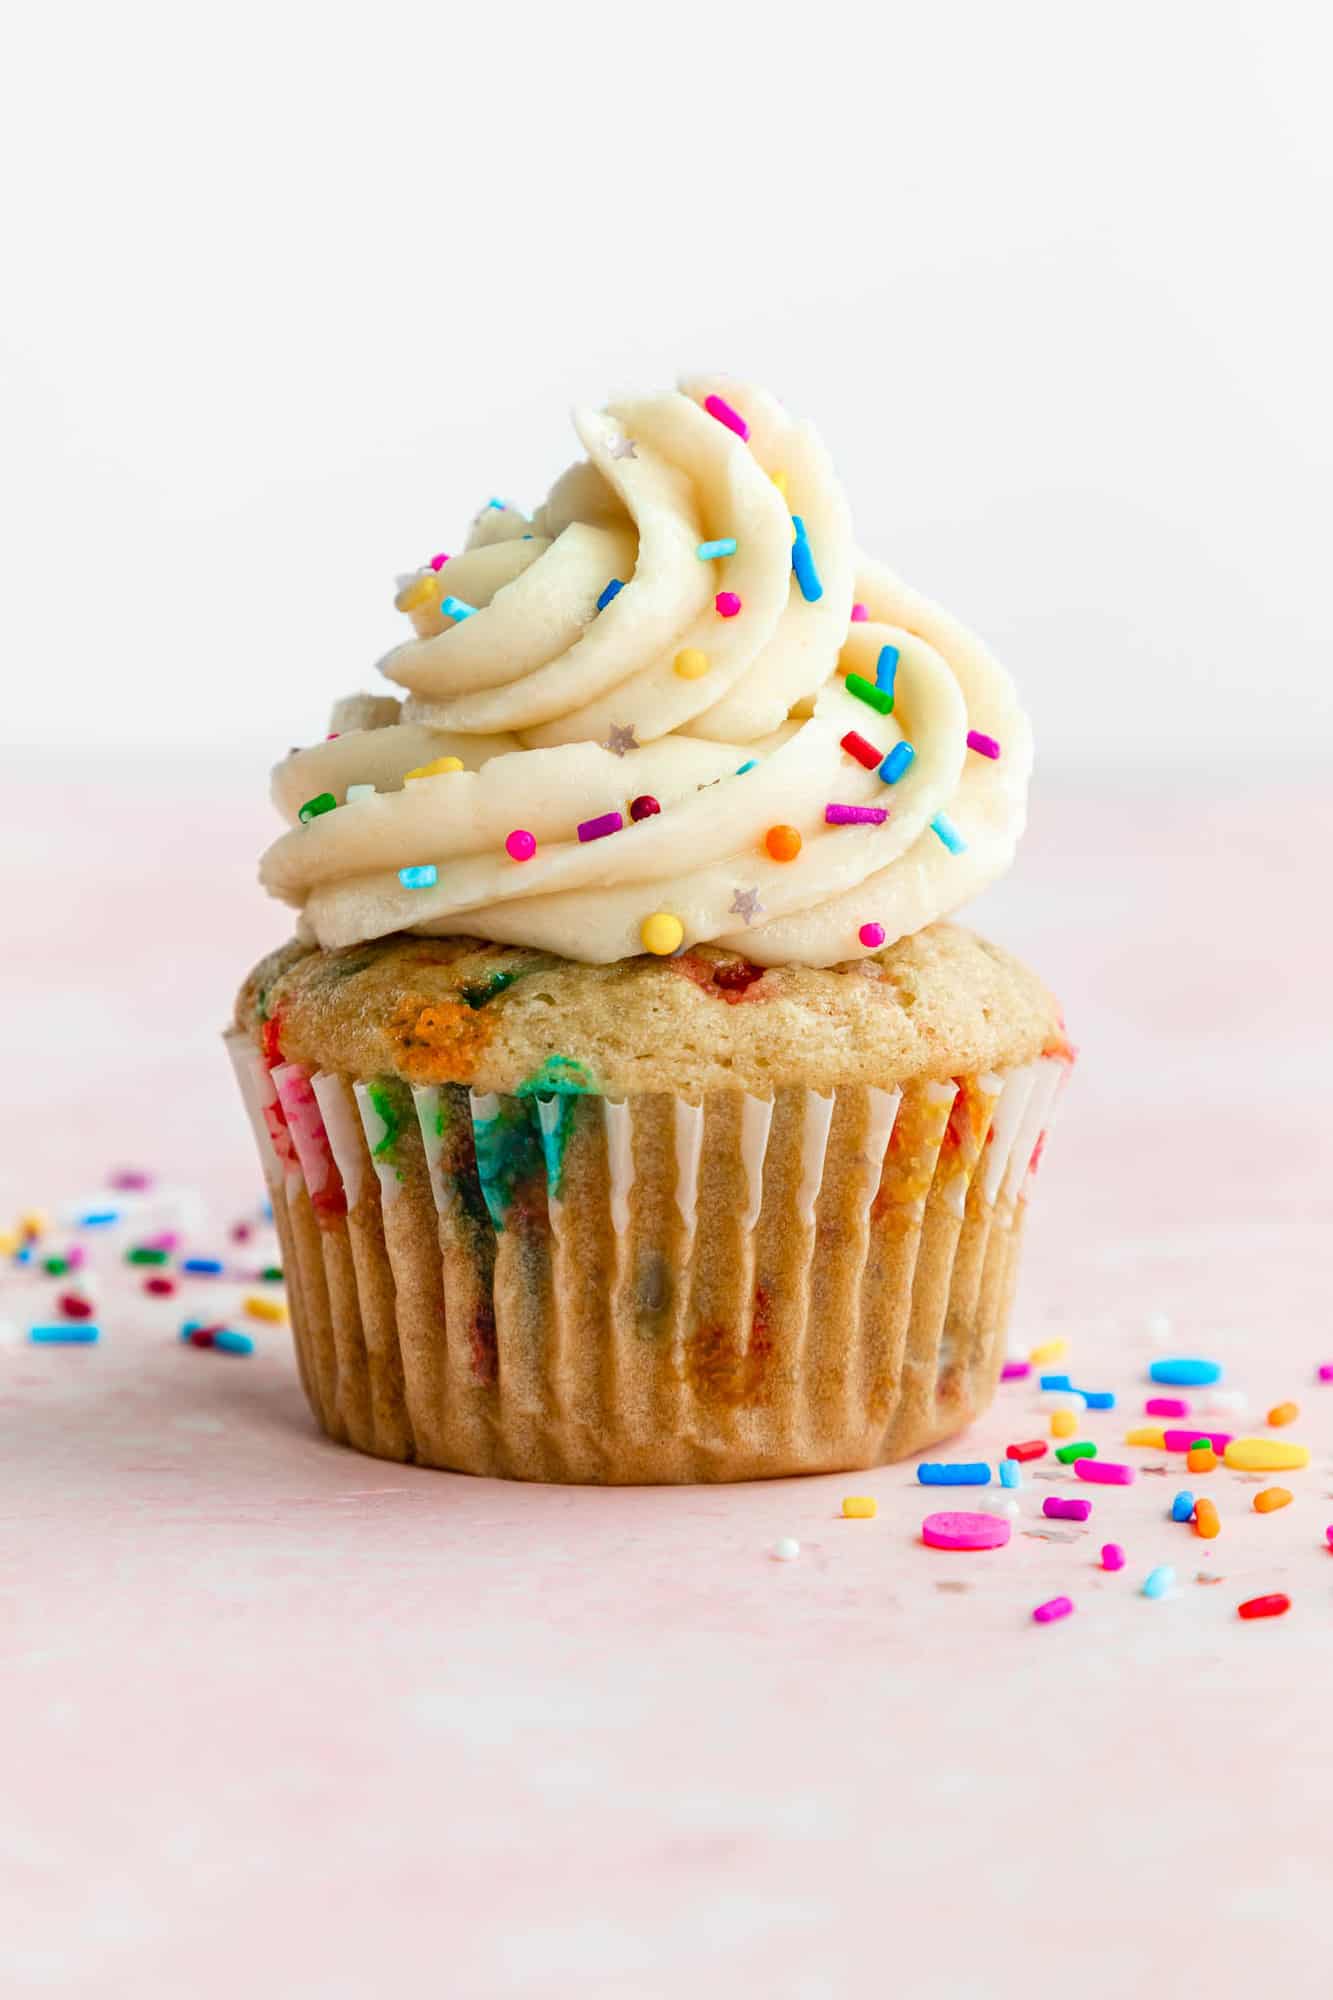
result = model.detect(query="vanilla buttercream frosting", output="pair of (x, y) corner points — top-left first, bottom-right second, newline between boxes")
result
(260, 375), (1031, 966)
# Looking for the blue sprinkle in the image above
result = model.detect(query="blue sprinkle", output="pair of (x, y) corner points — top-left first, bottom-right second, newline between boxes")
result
(76, 1209), (121, 1227)
(930, 813), (967, 855)
(917, 1462), (991, 1487)
(875, 644), (899, 698)
(999, 1459), (1020, 1489)
(596, 578), (625, 611)
(487, 498), (506, 510)
(182, 1257), (224, 1276)
(398, 864), (438, 890)
(1040, 1373), (1073, 1391)
(440, 596), (476, 621)
(696, 538), (738, 560)
(1080, 1389), (1116, 1410)
(735, 759), (758, 775)
(14, 1245), (32, 1264)
(789, 515), (823, 602)
(1150, 1358), (1222, 1387)
(30, 1323), (100, 1345)
(878, 742), (915, 785)
(214, 1330), (255, 1356)
(1142, 1565), (1176, 1599)
(180, 1321), (203, 1341)
(262, 1200), (273, 1221)
(1171, 1490), (1196, 1523)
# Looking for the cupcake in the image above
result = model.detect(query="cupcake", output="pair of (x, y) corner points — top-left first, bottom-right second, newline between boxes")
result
(229, 376), (1072, 1482)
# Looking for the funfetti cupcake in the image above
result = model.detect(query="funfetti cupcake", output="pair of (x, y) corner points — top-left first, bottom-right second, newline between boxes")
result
(228, 375), (1073, 1483)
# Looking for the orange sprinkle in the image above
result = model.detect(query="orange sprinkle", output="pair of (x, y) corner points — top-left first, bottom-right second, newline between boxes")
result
(1254, 1486), (1293, 1514)
(1194, 1497), (1220, 1539)
(1267, 1401), (1299, 1427)
(1187, 1445), (1218, 1474)
(765, 824), (802, 863)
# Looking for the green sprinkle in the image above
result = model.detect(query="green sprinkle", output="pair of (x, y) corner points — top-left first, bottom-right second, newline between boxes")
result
(460, 970), (517, 1011)
(126, 1246), (169, 1266)
(846, 672), (893, 717)
(365, 1081), (403, 1162)
(1055, 1440), (1098, 1464)
(260, 1265), (283, 1283)
(298, 792), (337, 822)
(43, 1255), (69, 1276)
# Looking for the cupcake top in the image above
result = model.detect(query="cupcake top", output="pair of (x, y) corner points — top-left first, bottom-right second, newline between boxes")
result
(261, 377), (1031, 968)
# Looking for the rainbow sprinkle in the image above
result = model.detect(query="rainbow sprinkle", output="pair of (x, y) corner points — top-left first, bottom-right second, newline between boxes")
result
(790, 516), (823, 602)
(716, 591), (742, 618)
(440, 596), (476, 621)
(878, 743), (914, 785)
(857, 922), (886, 949)
(845, 673), (893, 717)
(851, 603), (868, 622)
(840, 731), (883, 771)
(825, 803), (888, 826)
(967, 729), (1001, 759)
(930, 813), (966, 854)
(703, 393), (749, 440)
(697, 538), (737, 560)
(398, 864), (438, 889)
(596, 579), (625, 611)
(298, 793), (337, 823)
(876, 645), (899, 698)
(577, 811), (623, 843)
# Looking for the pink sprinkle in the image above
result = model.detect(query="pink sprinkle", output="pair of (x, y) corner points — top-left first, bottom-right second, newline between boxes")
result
(858, 922), (886, 949)
(966, 729), (1001, 760)
(1032, 1596), (1074, 1625)
(65, 1246), (86, 1271)
(1102, 1543), (1126, 1571)
(1075, 1459), (1135, 1485)
(850, 602), (868, 622)
(1318, 1365), (1333, 1383)
(1043, 1497), (1091, 1521)
(1146, 1396), (1190, 1418)
(505, 828), (537, 862)
(1163, 1428), (1232, 1453)
(703, 393), (749, 441)
(1326, 1526), (1333, 1549)
(231, 1222), (253, 1243)
(429, 553), (449, 571)
(716, 591), (742, 618)
(577, 811), (624, 844)
(109, 1168), (152, 1191)
(325, 732), (340, 741)
(825, 803), (888, 826)
(144, 1231), (180, 1253)
(921, 1510), (1010, 1551)
(1001, 1359), (1031, 1382)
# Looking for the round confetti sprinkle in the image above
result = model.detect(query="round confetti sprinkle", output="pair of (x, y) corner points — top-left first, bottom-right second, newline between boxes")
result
(715, 591), (742, 618)
(858, 922), (886, 949)
(640, 912), (684, 956)
(921, 1511), (1010, 1551)
(504, 829), (537, 862)
(765, 825), (802, 862)
(628, 795), (661, 822)
(674, 648), (710, 679)
(772, 1537), (800, 1562)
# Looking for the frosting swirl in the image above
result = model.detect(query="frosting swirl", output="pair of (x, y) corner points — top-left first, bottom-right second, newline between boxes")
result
(261, 376), (1031, 966)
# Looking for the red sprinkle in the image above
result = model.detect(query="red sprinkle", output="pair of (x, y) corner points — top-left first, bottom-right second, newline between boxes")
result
(189, 1326), (222, 1348)
(1238, 1593), (1291, 1620)
(840, 730), (883, 771)
(628, 794), (661, 822)
(58, 1293), (94, 1319)
(144, 1276), (176, 1297)
(715, 591), (742, 618)
(1006, 1440), (1048, 1462)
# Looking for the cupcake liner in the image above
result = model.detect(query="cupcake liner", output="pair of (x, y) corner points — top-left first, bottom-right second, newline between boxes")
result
(225, 1033), (1068, 1482)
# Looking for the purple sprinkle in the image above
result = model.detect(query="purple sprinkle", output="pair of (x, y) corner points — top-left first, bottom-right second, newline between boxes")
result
(824, 803), (889, 826)
(577, 811), (624, 844)
(110, 1169), (153, 1191)
(1000, 1359), (1031, 1382)
(1032, 1596), (1074, 1625)
(967, 729), (1001, 759)
(1043, 1497), (1092, 1522)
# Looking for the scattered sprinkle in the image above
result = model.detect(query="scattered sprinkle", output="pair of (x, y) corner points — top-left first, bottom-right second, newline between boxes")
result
(1043, 1497), (1091, 1521)
(405, 757), (465, 780)
(1172, 1490), (1196, 1522)
(674, 648), (710, 679)
(715, 591), (742, 618)
(596, 578), (625, 610)
(703, 393), (749, 441)
(1254, 1487), (1292, 1513)
(1055, 1440), (1097, 1464)
(1238, 1592), (1290, 1620)
(842, 1496), (877, 1519)
(30, 1323), (100, 1345)
(1187, 1444), (1219, 1473)
(1223, 1437), (1310, 1471)
(1032, 1343), (1069, 1368)
(345, 784), (376, 803)
(640, 912), (684, 956)
(922, 1511), (1010, 1551)
(144, 1276), (176, 1297)
(1032, 1596), (1074, 1625)
(825, 803), (888, 826)
(999, 1459), (1020, 1489)
(440, 596), (477, 621)
(772, 1536), (800, 1561)
(1075, 1458), (1135, 1486)
(765, 825), (802, 862)
(1194, 1497), (1221, 1538)
(930, 813), (967, 855)
(875, 645), (899, 698)
(109, 1170), (152, 1191)
(1142, 1565), (1175, 1599)
(58, 1294), (93, 1319)
(429, 553), (449, 570)
(1000, 1360), (1031, 1382)
(243, 1294), (287, 1323)
(790, 516), (823, 602)
(1080, 1390), (1117, 1410)
(735, 760), (758, 776)
(578, 811), (624, 844)
(845, 672), (893, 716)
(918, 1462), (991, 1487)
(697, 538), (737, 561)
(1150, 1357), (1222, 1387)
(1102, 1543), (1126, 1570)
(181, 1258), (223, 1276)
(966, 729), (1001, 759)
(858, 922), (886, 949)
(398, 864), (438, 890)
(214, 1330), (255, 1356)
(299, 793), (337, 823)
(628, 795), (660, 822)
(1006, 1439), (1047, 1461)
(1146, 1396), (1190, 1418)
(851, 602), (868, 622)
(840, 730), (883, 771)
(1051, 1409), (1078, 1439)
(126, 1246), (169, 1266)
(1268, 1400), (1299, 1426)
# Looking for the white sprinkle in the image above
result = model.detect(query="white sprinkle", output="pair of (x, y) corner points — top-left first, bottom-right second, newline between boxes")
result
(1144, 1312), (1173, 1345)
(1036, 1389), (1088, 1412)
(1203, 1387), (1247, 1414)
(976, 1493), (1020, 1518)
(345, 784), (376, 804)
(772, 1537), (801, 1562)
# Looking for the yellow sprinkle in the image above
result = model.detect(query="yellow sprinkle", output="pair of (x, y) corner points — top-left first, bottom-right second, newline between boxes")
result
(394, 572), (439, 614)
(1028, 1338), (1068, 1364)
(1223, 1437), (1310, 1472)
(19, 1209), (49, 1240)
(1125, 1425), (1166, 1448)
(640, 912), (685, 956)
(674, 648), (710, 680)
(404, 757), (465, 781)
(244, 1294), (287, 1324)
(842, 1495), (877, 1519)
(1050, 1409), (1077, 1439)
(0, 1229), (17, 1257)
(771, 470), (788, 499)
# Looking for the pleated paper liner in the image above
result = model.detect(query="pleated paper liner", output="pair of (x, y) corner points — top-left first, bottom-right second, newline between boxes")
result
(226, 1032), (1068, 1483)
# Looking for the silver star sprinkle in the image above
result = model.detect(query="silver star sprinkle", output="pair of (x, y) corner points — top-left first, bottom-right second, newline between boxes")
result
(607, 433), (638, 460)
(604, 723), (638, 757)
(729, 886), (764, 925)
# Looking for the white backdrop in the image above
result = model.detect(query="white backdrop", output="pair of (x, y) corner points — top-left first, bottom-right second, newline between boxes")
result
(3, 1), (1329, 768)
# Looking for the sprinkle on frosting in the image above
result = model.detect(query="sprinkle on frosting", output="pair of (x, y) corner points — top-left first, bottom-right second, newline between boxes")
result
(399, 864), (438, 888)
(703, 393), (749, 441)
(966, 729), (1001, 759)
(826, 803), (888, 826)
(640, 912), (684, 955)
(790, 515), (823, 603)
(405, 757), (464, 781)
(604, 723), (639, 756)
(428, 553), (449, 570)
(858, 922), (886, 949)
(504, 829), (537, 862)
(344, 784), (376, 804)
(840, 731), (884, 771)
(851, 602), (868, 621)
(298, 793), (337, 823)
(440, 596), (476, 622)
(629, 795), (661, 821)
(607, 433), (638, 459)
(729, 886), (764, 924)
(715, 591), (742, 618)
(697, 538), (738, 560)
(578, 811), (624, 843)
(674, 648), (709, 679)
(596, 579), (625, 611)
(931, 813), (967, 854)
(879, 743), (915, 785)
(845, 673), (893, 717)
(876, 645), (899, 698)
(765, 825), (802, 862)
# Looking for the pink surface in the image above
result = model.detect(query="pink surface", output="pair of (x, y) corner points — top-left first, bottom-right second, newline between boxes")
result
(4, 754), (1333, 1995)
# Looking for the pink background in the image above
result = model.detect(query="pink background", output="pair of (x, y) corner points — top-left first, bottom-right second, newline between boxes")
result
(4, 754), (1332, 1996)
